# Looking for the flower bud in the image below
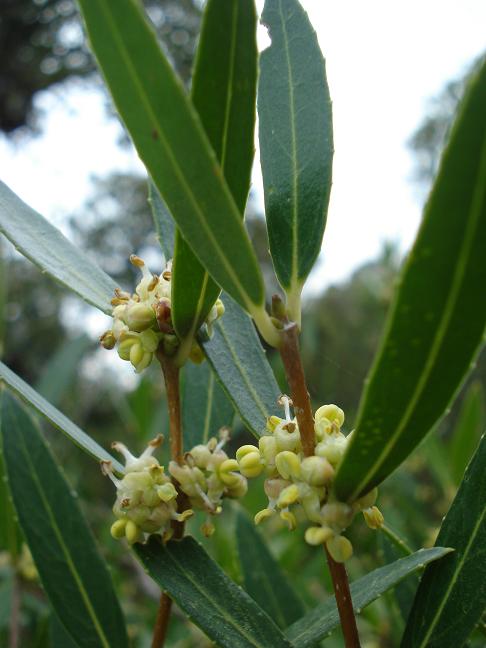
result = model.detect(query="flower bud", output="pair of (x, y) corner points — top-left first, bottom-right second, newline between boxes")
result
(218, 459), (240, 486)
(321, 502), (354, 530)
(130, 341), (145, 367)
(110, 518), (127, 539)
(189, 444), (212, 469)
(226, 474), (248, 498)
(157, 482), (178, 502)
(305, 526), (334, 546)
(163, 334), (179, 356)
(277, 484), (300, 508)
(259, 436), (278, 468)
(125, 520), (142, 544)
(363, 506), (384, 529)
(155, 299), (172, 333)
(236, 445), (260, 461)
(118, 336), (137, 361)
(326, 535), (353, 563)
(126, 303), (156, 332)
(100, 330), (116, 350)
(238, 452), (263, 478)
(201, 520), (216, 537)
(215, 299), (225, 318)
(275, 451), (301, 480)
(189, 342), (205, 364)
(315, 434), (347, 467)
(300, 456), (334, 487)
(140, 329), (159, 352)
(315, 404), (344, 428)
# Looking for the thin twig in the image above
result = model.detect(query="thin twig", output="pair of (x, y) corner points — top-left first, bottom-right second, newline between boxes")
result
(275, 295), (361, 647)
(381, 524), (413, 556)
(325, 549), (361, 648)
(151, 351), (185, 648)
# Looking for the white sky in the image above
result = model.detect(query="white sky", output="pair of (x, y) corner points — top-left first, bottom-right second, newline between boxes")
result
(1, 0), (485, 294)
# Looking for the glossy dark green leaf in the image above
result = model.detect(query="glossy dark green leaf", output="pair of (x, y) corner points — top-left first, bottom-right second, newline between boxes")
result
(35, 335), (92, 407)
(0, 450), (21, 555)
(134, 535), (293, 648)
(148, 181), (174, 262)
(449, 381), (485, 485)
(50, 614), (79, 648)
(258, 0), (333, 318)
(78, 0), (267, 323)
(335, 60), (486, 501)
(172, 0), (257, 344)
(402, 434), (486, 648)
(182, 361), (234, 449)
(200, 294), (280, 437)
(0, 393), (128, 648)
(0, 180), (116, 314)
(236, 512), (304, 629)
(0, 362), (123, 474)
(285, 548), (451, 647)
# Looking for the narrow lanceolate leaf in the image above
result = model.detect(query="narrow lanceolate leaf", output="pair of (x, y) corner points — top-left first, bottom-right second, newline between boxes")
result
(78, 0), (265, 319)
(402, 434), (486, 648)
(0, 362), (123, 474)
(236, 512), (304, 629)
(0, 393), (128, 648)
(285, 548), (451, 647)
(259, 0), (333, 318)
(200, 294), (280, 437)
(148, 182), (175, 262)
(0, 180), (116, 313)
(0, 450), (21, 555)
(35, 335), (92, 407)
(182, 361), (234, 449)
(448, 381), (485, 486)
(172, 0), (257, 343)
(335, 60), (486, 501)
(135, 536), (293, 648)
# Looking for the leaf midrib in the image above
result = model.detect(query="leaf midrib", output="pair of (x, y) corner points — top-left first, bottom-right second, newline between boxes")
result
(348, 128), (486, 499)
(417, 505), (486, 647)
(0, 189), (113, 313)
(277, 0), (299, 289)
(97, 1), (259, 310)
(158, 545), (276, 647)
(216, 320), (269, 423)
(10, 406), (111, 648)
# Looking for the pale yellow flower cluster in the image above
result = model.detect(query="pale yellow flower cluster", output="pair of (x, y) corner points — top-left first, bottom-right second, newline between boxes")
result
(100, 255), (224, 371)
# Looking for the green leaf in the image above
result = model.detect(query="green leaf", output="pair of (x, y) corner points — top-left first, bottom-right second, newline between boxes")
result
(0, 393), (128, 648)
(134, 535), (293, 648)
(35, 335), (92, 407)
(0, 361), (123, 474)
(285, 548), (451, 647)
(0, 450), (21, 555)
(236, 512), (305, 629)
(380, 530), (417, 623)
(172, 0), (257, 344)
(78, 0), (266, 321)
(449, 381), (485, 485)
(258, 0), (333, 318)
(200, 294), (280, 437)
(182, 361), (234, 449)
(334, 60), (486, 501)
(148, 181), (175, 262)
(401, 433), (486, 648)
(0, 180), (116, 314)
(50, 614), (79, 648)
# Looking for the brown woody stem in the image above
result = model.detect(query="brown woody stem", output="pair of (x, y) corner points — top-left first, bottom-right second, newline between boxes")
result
(325, 550), (361, 648)
(276, 298), (360, 648)
(151, 351), (185, 648)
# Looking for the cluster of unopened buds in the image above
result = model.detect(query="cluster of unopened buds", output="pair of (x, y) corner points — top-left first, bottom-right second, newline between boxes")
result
(103, 429), (248, 543)
(233, 397), (385, 563)
(99, 255), (224, 371)
(170, 428), (248, 537)
(102, 435), (192, 544)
